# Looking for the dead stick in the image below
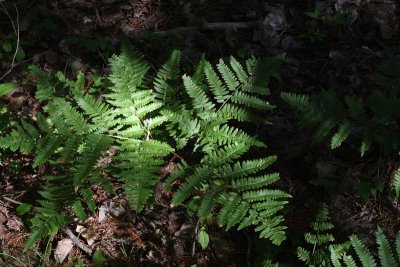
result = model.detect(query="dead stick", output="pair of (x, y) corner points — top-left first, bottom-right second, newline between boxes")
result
(63, 227), (93, 255)
(0, 3), (20, 81)
(2, 196), (22, 205)
(130, 19), (261, 38)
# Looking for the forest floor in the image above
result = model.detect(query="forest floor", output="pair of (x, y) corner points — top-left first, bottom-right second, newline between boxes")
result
(1, 0), (400, 266)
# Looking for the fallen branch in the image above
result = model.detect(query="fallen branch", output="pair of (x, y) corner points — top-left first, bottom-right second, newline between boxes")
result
(62, 227), (93, 255)
(2, 196), (22, 205)
(130, 18), (261, 38)
(0, 3), (20, 81)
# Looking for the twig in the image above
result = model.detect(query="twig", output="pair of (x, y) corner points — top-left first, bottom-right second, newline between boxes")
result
(2, 196), (23, 205)
(62, 227), (93, 255)
(192, 220), (200, 256)
(129, 18), (261, 39)
(201, 19), (259, 30)
(0, 3), (20, 81)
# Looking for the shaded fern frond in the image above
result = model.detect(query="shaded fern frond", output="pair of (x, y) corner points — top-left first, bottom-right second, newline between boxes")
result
(392, 167), (400, 198)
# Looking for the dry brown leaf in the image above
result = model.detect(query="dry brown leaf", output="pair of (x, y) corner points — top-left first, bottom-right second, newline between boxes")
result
(55, 238), (74, 263)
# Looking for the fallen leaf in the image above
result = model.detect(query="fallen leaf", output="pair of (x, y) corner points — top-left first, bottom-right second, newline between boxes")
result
(55, 238), (74, 263)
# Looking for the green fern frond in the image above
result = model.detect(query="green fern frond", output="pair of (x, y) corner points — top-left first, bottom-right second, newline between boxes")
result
(218, 156), (277, 180)
(349, 234), (377, 267)
(229, 56), (249, 83)
(242, 189), (290, 202)
(108, 41), (149, 92)
(392, 168), (400, 198)
(219, 103), (263, 122)
(72, 200), (87, 221)
(114, 139), (173, 211)
(198, 185), (222, 217)
(24, 212), (69, 251)
(201, 142), (249, 166)
(50, 98), (91, 134)
(204, 61), (229, 103)
(171, 166), (213, 205)
(33, 135), (64, 167)
(232, 173), (280, 191)
(331, 120), (353, 149)
(153, 49), (181, 102)
(217, 59), (240, 91)
(297, 204), (340, 267)
(183, 74), (215, 112)
(73, 134), (112, 187)
(0, 125), (36, 152)
(232, 91), (274, 111)
(376, 227), (397, 267)
(280, 92), (310, 111)
(396, 232), (400, 263)
(297, 247), (311, 263)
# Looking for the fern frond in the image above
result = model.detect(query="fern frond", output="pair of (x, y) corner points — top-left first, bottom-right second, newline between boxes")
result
(50, 98), (91, 134)
(219, 103), (263, 122)
(171, 166), (213, 205)
(73, 134), (112, 186)
(242, 189), (290, 202)
(396, 232), (400, 263)
(232, 173), (280, 191)
(232, 91), (274, 111)
(376, 227), (397, 267)
(114, 139), (173, 211)
(217, 59), (239, 91)
(0, 126), (36, 152)
(108, 41), (149, 93)
(198, 185), (222, 217)
(33, 135), (64, 167)
(217, 193), (242, 225)
(72, 200), (87, 221)
(229, 56), (249, 83)
(281, 92), (310, 111)
(218, 156), (277, 180)
(204, 61), (229, 103)
(201, 142), (249, 166)
(297, 247), (311, 263)
(183, 75), (215, 112)
(331, 120), (353, 149)
(392, 168), (400, 198)
(153, 49), (181, 102)
(350, 234), (377, 267)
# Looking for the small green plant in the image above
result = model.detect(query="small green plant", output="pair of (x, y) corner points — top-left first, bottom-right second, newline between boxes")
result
(392, 167), (400, 198)
(197, 226), (210, 250)
(301, 10), (346, 44)
(358, 178), (384, 200)
(297, 204), (344, 267)
(0, 32), (25, 62)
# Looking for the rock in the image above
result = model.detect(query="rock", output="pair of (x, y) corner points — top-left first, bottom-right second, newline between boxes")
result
(282, 36), (303, 51)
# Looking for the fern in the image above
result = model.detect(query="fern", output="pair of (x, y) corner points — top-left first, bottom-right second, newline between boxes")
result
(297, 204), (338, 267)
(159, 52), (290, 245)
(1, 43), (288, 252)
(331, 229), (400, 267)
(392, 167), (400, 198)
(281, 56), (400, 155)
(1, 42), (173, 250)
